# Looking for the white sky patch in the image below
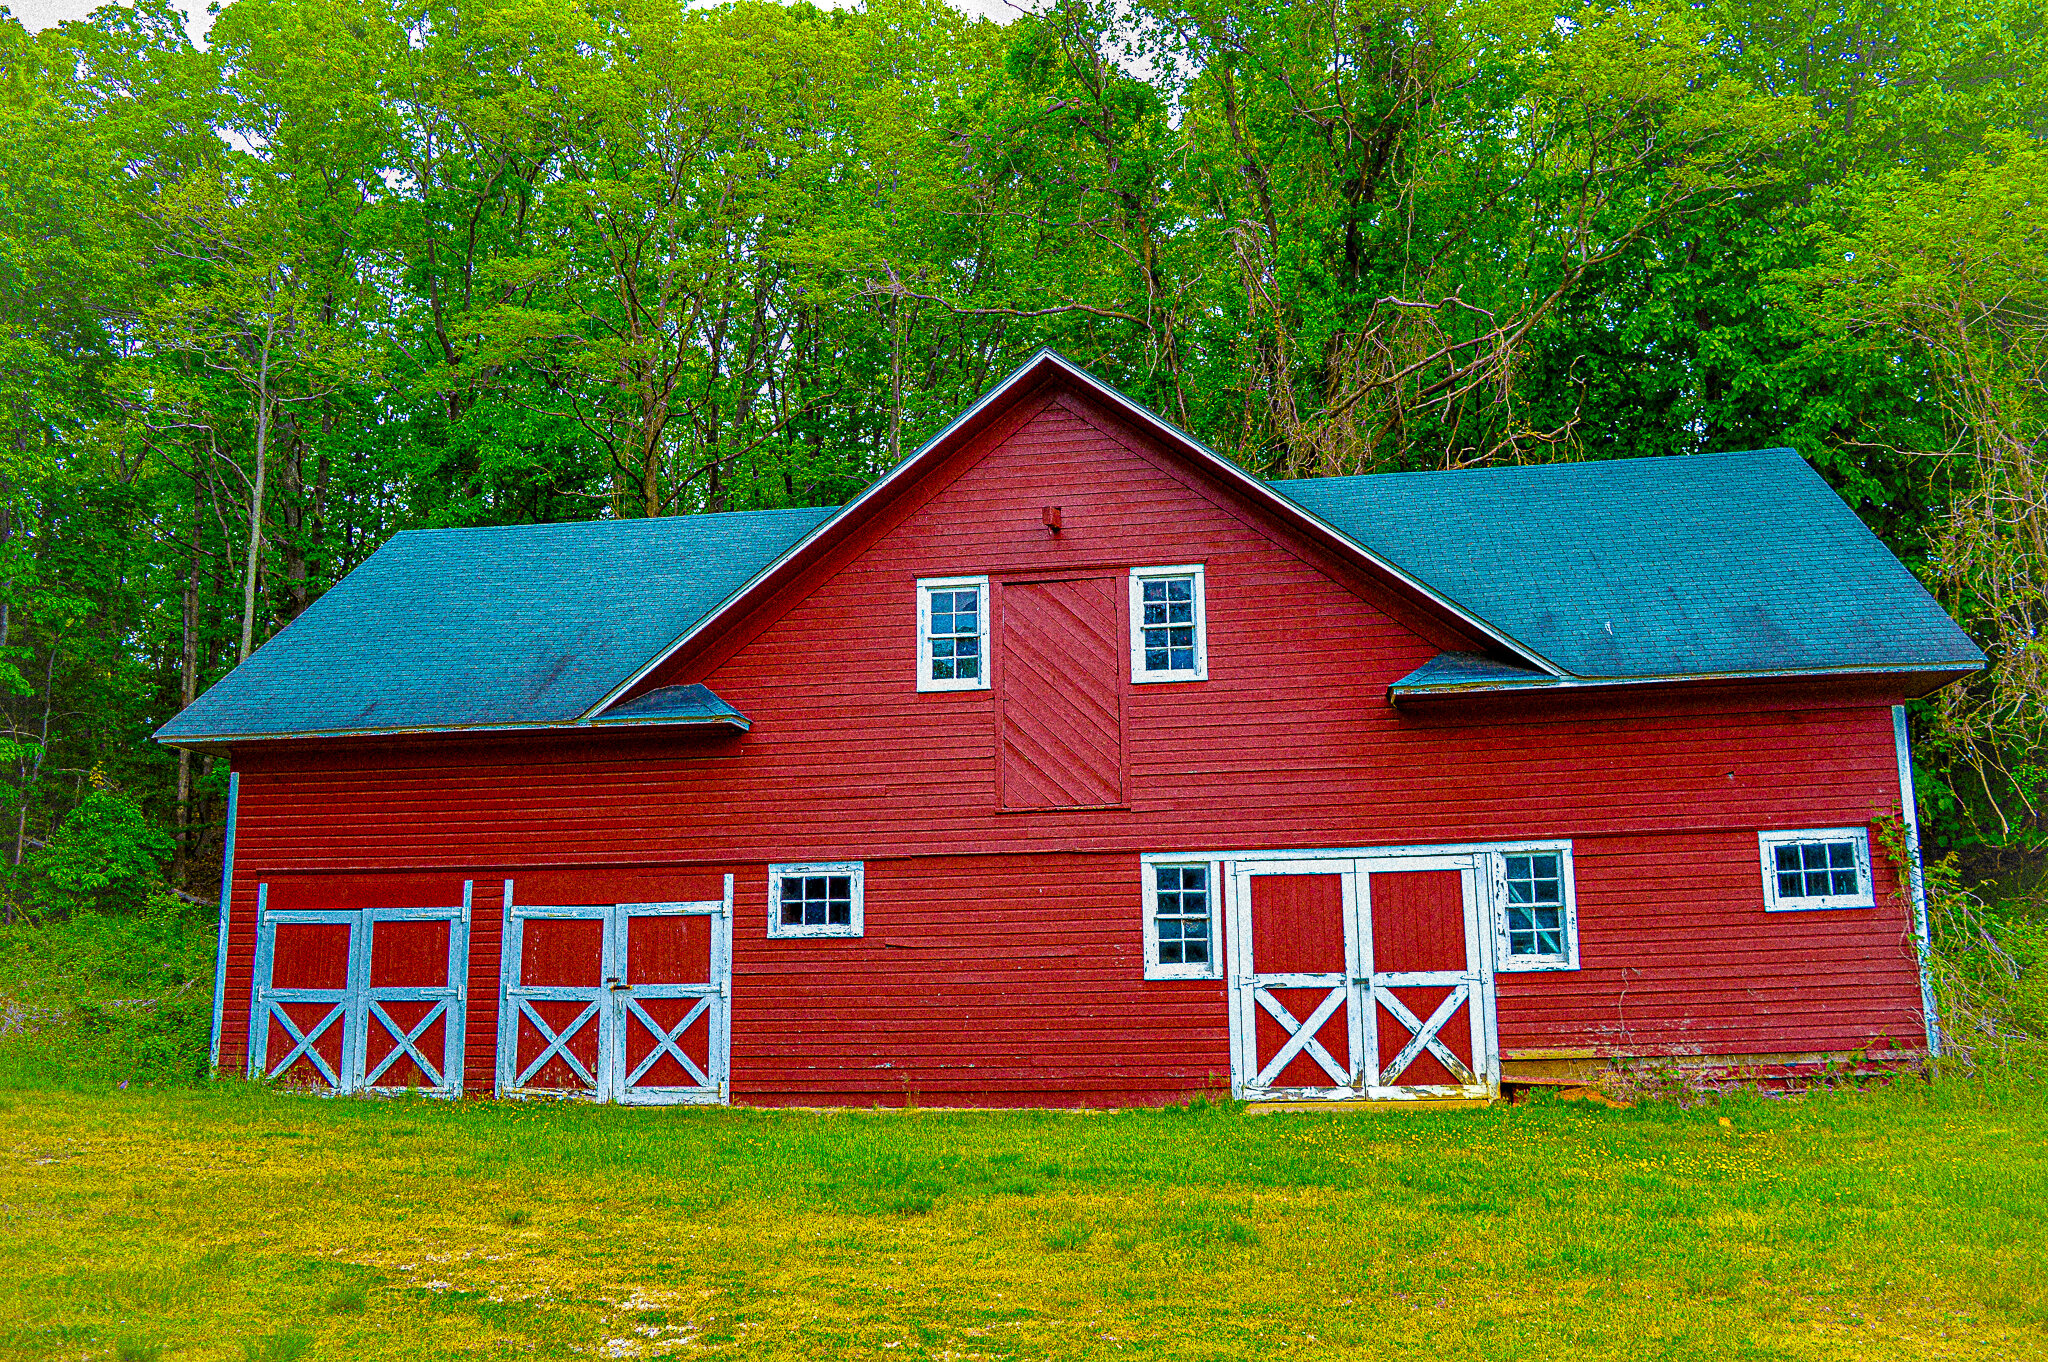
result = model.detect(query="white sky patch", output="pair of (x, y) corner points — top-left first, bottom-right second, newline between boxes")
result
(7, 0), (1029, 47)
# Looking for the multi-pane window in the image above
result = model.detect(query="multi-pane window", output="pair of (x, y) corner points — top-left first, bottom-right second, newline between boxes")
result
(767, 862), (865, 938)
(1144, 860), (1219, 979)
(1503, 853), (1566, 959)
(1154, 865), (1211, 965)
(1129, 566), (1208, 683)
(1494, 846), (1578, 971)
(916, 576), (989, 692)
(1758, 829), (1873, 911)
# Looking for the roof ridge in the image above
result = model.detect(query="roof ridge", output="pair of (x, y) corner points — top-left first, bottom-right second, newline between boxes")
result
(386, 503), (842, 540)
(1270, 447), (1802, 489)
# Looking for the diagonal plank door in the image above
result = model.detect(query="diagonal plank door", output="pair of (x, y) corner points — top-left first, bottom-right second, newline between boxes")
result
(998, 576), (1125, 810)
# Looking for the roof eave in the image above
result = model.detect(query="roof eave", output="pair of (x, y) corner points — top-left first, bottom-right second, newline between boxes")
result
(152, 710), (751, 752)
(1387, 660), (1984, 706)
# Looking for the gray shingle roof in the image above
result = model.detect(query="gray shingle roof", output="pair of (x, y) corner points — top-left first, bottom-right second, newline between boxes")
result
(1272, 448), (1982, 680)
(154, 506), (834, 742)
(591, 683), (750, 729)
(155, 437), (1982, 745)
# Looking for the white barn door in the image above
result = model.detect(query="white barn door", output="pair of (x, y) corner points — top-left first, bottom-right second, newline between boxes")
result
(1227, 855), (1498, 1102)
(498, 877), (732, 1104)
(248, 885), (471, 1098)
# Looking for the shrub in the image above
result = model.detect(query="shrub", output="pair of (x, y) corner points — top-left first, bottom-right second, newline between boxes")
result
(0, 897), (216, 1087)
(1879, 818), (2048, 1066)
(24, 790), (175, 917)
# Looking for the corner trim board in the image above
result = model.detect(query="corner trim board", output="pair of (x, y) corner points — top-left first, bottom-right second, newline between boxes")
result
(1894, 705), (1942, 1057)
(209, 770), (239, 1074)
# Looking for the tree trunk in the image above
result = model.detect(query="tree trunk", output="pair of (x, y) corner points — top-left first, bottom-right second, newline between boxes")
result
(175, 468), (202, 888)
(240, 325), (275, 664)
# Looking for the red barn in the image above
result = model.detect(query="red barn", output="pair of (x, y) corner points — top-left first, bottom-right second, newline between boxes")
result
(157, 353), (1983, 1107)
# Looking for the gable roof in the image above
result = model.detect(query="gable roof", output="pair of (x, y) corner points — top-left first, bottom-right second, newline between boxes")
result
(152, 506), (832, 744)
(574, 350), (1553, 715)
(155, 353), (1983, 747)
(1272, 449), (1984, 687)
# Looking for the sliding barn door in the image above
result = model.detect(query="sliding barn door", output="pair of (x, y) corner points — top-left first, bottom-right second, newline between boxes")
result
(997, 575), (1125, 810)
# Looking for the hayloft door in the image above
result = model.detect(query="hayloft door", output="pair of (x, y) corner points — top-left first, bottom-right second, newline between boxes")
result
(499, 877), (732, 1104)
(1227, 861), (1367, 1101)
(997, 575), (1126, 810)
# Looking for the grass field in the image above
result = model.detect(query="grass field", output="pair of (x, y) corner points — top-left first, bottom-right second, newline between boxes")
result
(3, 1076), (2046, 1361)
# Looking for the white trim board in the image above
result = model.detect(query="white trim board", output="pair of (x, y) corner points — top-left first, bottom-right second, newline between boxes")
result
(208, 770), (239, 1074)
(1894, 706), (1941, 1057)
(1140, 838), (1575, 867)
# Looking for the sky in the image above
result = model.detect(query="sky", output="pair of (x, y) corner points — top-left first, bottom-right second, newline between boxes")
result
(7, 0), (1025, 44)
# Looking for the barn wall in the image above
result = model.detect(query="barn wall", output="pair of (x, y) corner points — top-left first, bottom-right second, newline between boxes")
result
(213, 389), (1930, 1099)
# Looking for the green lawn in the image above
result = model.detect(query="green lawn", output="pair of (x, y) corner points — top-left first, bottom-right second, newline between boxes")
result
(2, 1078), (2045, 1361)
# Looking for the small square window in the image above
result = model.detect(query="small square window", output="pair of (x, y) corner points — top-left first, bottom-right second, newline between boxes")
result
(1758, 830), (1873, 911)
(1493, 846), (1578, 971)
(1130, 566), (1207, 683)
(917, 577), (990, 692)
(1143, 859), (1220, 979)
(768, 862), (864, 938)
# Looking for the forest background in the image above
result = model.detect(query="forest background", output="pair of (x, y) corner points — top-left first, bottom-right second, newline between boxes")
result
(0, 0), (2041, 1076)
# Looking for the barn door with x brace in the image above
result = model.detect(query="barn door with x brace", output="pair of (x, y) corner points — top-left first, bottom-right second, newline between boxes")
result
(247, 884), (472, 1098)
(1227, 856), (1497, 1101)
(496, 877), (733, 1104)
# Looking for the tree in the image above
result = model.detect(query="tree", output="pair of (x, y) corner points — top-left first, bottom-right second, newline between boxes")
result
(1807, 136), (2048, 852)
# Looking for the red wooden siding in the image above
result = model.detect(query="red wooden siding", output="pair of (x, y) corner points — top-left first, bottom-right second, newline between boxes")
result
(1249, 874), (1345, 974)
(1369, 871), (1467, 974)
(997, 575), (1125, 810)
(209, 381), (1933, 1100)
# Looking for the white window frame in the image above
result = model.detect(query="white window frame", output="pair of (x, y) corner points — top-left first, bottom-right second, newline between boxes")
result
(1129, 564), (1208, 684)
(916, 575), (990, 693)
(1139, 854), (1223, 980)
(767, 862), (866, 939)
(1759, 828), (1875, 912)
(1489, 842), (1579, 972)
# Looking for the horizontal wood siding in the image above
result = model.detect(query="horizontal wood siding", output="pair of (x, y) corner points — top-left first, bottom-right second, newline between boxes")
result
(215, 387), (1930, 1099)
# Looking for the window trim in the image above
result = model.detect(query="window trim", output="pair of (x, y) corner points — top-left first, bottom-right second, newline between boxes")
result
(1758, 828), (1875, 912)
(1139, 854), (1223, 980)
(767, 862), (866, 939)
(1128, 564), (1209, 684)
(1489, 842), (1579, 973)
(915, 575), (991, 693)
